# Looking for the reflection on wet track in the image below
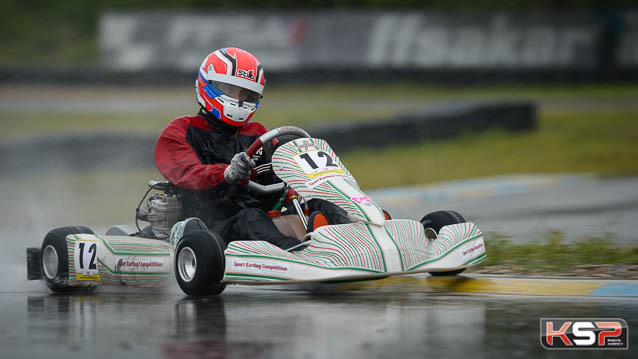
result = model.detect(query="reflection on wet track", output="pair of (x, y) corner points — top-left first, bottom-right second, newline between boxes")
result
(1, 287), (635, 359)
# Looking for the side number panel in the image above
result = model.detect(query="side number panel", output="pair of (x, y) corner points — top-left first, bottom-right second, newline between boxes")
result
(74, 240), (101, 281)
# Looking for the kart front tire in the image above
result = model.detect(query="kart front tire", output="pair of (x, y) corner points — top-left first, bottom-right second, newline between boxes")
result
(420, 210), (466, 233)
(420, 210), (467, 277)
(41, 226), (97, 293)
(175, 230), (227, 296)
(429, 269), (466, 276)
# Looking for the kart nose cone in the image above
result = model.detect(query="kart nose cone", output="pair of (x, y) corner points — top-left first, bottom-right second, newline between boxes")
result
(177, 247), (197, 283)
(42, 245), (59, 279)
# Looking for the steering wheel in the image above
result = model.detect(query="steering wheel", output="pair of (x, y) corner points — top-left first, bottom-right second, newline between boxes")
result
(240, 126), (311, 194)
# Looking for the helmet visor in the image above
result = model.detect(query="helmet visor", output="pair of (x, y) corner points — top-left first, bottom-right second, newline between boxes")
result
(211, 81), (261, 103)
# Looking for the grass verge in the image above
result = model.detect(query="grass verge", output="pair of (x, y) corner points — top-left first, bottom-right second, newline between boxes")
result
(473, 232), (638, 277)
(3, 108), (638, 189)
(3, 82), (638, 139)
(344, 108), (638, 188)
(1, 84), (637, 189)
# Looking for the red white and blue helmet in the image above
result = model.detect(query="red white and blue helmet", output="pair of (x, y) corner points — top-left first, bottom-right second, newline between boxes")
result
(196, 47), (266, 126)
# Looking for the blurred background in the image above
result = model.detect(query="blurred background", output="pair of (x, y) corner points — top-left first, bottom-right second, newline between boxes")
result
(1, 0), (637, 275)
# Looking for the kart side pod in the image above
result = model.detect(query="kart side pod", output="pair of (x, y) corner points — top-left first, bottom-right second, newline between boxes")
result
(28, 226), (174, 292)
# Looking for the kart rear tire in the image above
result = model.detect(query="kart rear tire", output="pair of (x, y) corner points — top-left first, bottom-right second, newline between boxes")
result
(175, 230), (227, 296)
(41, 226), (97, 293)
(420, 210), (467, 277)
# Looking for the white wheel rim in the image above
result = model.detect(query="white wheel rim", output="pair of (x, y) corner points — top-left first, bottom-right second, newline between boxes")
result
(42, 245), (59, 279)
(178, 247), (197, 283)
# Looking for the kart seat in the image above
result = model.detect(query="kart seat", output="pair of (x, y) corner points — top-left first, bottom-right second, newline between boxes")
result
(105, 225), (137, 236)
(272, 214), (309, 242)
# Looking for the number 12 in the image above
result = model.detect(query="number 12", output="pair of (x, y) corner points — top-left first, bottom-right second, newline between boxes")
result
(78, 242), (97, 270)
(299, 151), (337, 170)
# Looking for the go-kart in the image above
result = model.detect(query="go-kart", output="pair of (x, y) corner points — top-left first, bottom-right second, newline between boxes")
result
(27, 126), (486, 295)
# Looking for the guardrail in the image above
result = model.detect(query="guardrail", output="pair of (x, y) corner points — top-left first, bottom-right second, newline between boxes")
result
(0, 101), (536, 173)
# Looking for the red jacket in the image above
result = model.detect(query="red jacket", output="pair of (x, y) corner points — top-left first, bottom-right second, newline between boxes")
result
(155, 114), (268, 191)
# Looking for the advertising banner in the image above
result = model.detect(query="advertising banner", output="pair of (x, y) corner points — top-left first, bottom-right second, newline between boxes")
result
(101, 11), (620, 71)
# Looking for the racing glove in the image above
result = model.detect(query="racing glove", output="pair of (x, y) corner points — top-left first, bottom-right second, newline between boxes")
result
(223, 152), (256, 184)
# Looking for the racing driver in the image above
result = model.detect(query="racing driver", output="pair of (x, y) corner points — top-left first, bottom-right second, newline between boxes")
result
(155, 47), (350, 250)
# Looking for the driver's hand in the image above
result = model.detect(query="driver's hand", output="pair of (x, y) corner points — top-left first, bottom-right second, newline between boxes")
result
(224, 152), (256, 184)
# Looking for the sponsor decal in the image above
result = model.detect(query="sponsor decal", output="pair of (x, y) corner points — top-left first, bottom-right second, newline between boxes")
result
(540, 318), (628, 350)
(230, 259), (290, 274)
(460, 240), (485, 259)
(351, 196), (372, 205)
(305, 172), (353, 189)
(294, 140), (317, 152)
(74, 240), (101, 281)
(77, 273), (100, 281)
(117, 257), (166, 272)
(236, 69), (255, 80)
(252, 147), (263, 163)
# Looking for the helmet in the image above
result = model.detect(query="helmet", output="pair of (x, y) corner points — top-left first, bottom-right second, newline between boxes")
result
(196, 47), (265, 126)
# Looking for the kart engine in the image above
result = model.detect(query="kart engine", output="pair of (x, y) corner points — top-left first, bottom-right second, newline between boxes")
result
(136, 181), (184, 239)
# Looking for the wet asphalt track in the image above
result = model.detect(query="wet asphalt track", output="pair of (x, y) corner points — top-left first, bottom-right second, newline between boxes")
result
(1, 175), (637, 358)
(1, 285), (636, 359)
(372, 174), (638, 246)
